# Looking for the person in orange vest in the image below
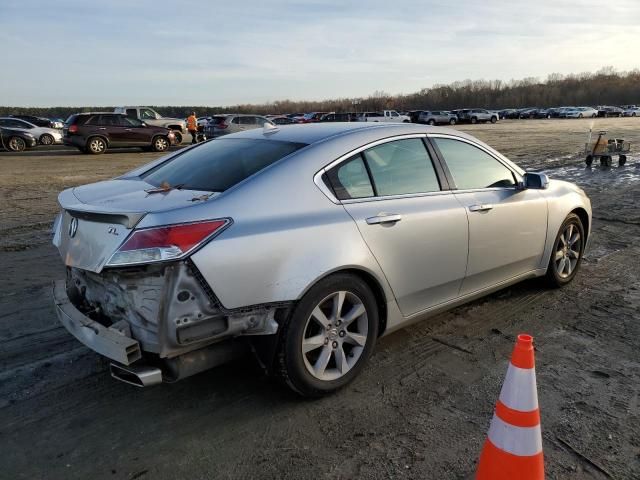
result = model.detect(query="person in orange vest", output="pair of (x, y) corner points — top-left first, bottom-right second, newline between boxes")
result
(186, 111), (198, 144)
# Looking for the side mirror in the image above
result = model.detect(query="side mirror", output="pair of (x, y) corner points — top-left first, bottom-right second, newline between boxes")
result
(521, 172), (549, 190)
(140, 122), (147, 127)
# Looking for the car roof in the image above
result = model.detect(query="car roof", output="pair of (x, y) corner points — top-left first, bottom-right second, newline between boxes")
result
(74, 112), (124, 116)
(222, 121), (481, 147)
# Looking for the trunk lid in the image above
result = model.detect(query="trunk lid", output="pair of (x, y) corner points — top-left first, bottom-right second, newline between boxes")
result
(54, 179), (219, 273)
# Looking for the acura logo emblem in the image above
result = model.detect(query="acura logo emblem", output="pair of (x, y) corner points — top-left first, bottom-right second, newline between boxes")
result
(68, 217), (78, 238)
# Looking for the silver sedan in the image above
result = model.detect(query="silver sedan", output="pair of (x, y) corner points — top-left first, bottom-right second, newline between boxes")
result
(0, 117), (63, 145)
(52, 123), (591, 396)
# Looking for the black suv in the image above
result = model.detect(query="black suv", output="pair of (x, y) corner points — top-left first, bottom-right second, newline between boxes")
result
(63, 113), (176, 154)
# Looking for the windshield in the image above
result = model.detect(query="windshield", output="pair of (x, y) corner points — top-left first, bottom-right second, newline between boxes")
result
(142, 138), (307, 192)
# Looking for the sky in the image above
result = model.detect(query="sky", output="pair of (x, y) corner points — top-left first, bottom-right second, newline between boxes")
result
(1, 0), (639, 107)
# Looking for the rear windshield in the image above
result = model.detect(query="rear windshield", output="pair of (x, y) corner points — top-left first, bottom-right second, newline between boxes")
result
(142, 138), (307, 192)
(209, 116), (228, 125)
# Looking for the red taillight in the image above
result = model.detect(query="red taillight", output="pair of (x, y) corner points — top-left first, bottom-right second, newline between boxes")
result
(68, 124), (78, 133)
(217, 122), (228, 129)
(107, 219), (229, 266)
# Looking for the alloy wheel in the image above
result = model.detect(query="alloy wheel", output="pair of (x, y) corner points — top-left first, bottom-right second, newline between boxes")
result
(89, 138), (105, 153)
(40, 134), (54, 145)
(301, 291), (369, 381)
(8, 136), (26, 151)
(154, 137), (168, 151)
(554, 223), (582, 278)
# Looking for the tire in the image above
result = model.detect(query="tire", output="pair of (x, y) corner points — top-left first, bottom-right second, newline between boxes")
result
(152, 135), (170, 152)
(490, 116), (497, 124)
(546, 114), (551, 119)
(601, 156), (612, 167)
(545, 214), (585, 288)
(578, 113), (583, 118)
(449, 118), (456, 125)
(173, 131), (183, 144)
(427, 119), (435, 126)
(276, 273), (379, 397)
(7, 136), (26, 152)
(619, 155), (626, 166)
(470, 117), (478, 124)
(39, 134), (54, 145)
(86, 136), (107, 154)
(585, 155), (593, 167)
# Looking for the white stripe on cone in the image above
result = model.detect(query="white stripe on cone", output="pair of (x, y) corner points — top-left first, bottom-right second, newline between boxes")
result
(498, 364), (539, 412)
(487, 414), (543, 456)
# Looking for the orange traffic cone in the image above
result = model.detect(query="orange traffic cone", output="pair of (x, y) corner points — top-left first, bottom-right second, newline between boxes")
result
(476, 334), (544, 480)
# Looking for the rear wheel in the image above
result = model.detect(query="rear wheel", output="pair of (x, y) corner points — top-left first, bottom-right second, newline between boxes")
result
(619, 155), (627, 166)
(152, 135), (170, 152)
(490, 116), (497, 123)
(470, 117), (478, 124)
(39, 133), (54, 145)
(545, 214), (585, 288)
(86, 136), (107, 154)
(427, 119), (435, 126)
(276, 274), (379, 397)
(449, 118), (457, 125)
(585, 155), (593, 167)
(7, 136), (26, 152)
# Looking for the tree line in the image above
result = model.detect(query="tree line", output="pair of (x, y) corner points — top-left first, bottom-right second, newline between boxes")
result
(3, 67), (639, 120)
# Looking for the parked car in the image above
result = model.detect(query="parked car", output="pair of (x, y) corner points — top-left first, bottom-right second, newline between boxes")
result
(550, 107), (574, 118)
(517, 108), (539, 119)
(0, 127), (38, 151)
(497, 109), (517, 120)
(0, 117), (63, 145)
(319, 112), (357, 122)
(407, 110), (424, 123)
(9, 115), (60, 129)
(296, 112), (329, 123)
(52, 122), (591, 396)
(270, 116), (297, 125)
(63, 113), (176, 154)
(417, 110), (457, 125)
(204, 114), (274, 137)
(597, 106), (624, 118)
(456, 109), (498, 124)
(622, 106), (640, 117)
(114, 107), (187, 144)
(358, 110), (411, 123)
(560, 107), (598, 118)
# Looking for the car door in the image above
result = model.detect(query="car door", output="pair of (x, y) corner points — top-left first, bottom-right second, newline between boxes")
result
(117, 116), (150, 146)
(430, 135), (548, 295)
(326, 136), (469, 317)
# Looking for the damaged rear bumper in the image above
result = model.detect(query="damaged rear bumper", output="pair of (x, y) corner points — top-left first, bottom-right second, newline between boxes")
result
(53, 280), (142, 365)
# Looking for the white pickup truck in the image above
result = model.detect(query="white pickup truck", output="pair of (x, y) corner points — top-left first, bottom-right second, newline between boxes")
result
(114, 107), (187, 143)
(358, 110), (410, 123)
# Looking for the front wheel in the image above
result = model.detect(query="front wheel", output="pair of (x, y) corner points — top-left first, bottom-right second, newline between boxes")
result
(152, 135), (170, 152)
(449, 118), (457, 125)
(490, 116), (497, 123)
(427, 119), (435, 126)
(470, 117), (478, 124)
(7, 136), (27, 152)
(276, 274), (379, 397)
(545, 214), (585, 288)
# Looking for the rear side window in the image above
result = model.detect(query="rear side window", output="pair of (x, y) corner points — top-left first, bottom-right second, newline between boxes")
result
(142, 138), (307, 192)
(326, 154), (374, 200)
(433, 138), (515, 190)
(363, 138), (440, 196)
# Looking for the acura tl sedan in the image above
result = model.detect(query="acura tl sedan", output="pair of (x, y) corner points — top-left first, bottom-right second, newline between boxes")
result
(52, 123), (591, 396)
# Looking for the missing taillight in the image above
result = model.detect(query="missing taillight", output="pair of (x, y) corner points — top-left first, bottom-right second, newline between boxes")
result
(107, 219), (230, 267)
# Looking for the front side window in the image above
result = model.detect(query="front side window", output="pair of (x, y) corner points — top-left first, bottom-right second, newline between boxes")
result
(363, 138), (440, 196)
(142, 138), (306, 192)
(140, 109), (156, 120)
(326, 154), (374, 200)
(433, 137), (515, 190)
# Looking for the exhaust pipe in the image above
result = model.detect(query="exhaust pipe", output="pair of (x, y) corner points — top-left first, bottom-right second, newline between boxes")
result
(110, 363), (163, 387)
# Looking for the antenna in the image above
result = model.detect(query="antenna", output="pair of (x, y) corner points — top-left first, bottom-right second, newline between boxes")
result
(263, 122), (279, 135)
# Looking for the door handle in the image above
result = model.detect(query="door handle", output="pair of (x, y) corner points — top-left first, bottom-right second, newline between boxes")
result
(366, 213), (402, 225)
(469, 204), (494, 212)
(98, 127), (106, 130)
(124, 128), (132, 131)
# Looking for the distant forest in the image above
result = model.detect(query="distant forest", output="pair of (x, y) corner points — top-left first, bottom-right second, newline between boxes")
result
(3, 67), (640, 119)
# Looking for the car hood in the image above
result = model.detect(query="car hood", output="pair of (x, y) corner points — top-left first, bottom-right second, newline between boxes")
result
(54, 179), (220, 273)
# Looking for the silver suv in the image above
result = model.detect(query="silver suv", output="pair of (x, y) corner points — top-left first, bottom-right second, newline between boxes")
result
(456, 109), (498, 124)
(205, 114), (274, 137)
(417, 111), (457, 126)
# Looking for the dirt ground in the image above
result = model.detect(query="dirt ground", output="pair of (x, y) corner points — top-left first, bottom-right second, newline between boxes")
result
(1, 118), (639, 480)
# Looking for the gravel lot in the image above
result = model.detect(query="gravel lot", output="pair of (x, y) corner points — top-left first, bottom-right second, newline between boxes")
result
(1, 119), (639, 479)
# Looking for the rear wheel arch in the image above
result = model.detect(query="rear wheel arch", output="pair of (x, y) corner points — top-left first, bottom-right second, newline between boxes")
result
(296, 268), (389, 337)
